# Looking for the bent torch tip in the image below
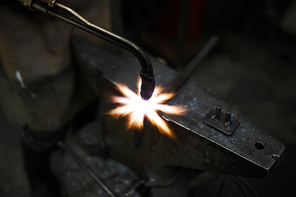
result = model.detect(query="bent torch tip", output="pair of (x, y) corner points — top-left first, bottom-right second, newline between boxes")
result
(140, 73), (155, 100)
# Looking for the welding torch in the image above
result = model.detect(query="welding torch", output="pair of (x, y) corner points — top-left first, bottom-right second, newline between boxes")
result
(17, 0), (155, 100)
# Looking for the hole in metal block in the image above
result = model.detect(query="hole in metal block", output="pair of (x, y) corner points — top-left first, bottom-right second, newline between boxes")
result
(255, 142), (265, 150)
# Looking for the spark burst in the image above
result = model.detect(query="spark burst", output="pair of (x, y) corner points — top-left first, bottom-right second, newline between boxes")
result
(108, 79), (186, 138)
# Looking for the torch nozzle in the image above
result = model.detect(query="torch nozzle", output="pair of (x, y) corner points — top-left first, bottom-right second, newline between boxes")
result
(140, 73), (155, 100)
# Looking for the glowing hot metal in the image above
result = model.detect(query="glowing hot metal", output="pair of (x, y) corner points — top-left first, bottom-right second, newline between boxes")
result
(108, 80), (186, 138)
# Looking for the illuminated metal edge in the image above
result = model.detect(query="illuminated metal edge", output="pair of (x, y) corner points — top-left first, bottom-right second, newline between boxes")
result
(72, 38), (285, 179)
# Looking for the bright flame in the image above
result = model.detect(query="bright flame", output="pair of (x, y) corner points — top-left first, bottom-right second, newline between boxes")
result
(108, 79), (186, 138)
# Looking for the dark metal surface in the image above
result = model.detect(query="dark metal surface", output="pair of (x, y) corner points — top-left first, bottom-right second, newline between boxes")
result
(203, 107), (240, 136)
(72, 38), (285, 182)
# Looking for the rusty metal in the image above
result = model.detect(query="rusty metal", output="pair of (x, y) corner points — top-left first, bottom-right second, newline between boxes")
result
(204, 106), (240, 136)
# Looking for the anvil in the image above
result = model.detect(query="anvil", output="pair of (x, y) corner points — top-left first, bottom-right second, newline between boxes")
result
(72, 37), (285, 195)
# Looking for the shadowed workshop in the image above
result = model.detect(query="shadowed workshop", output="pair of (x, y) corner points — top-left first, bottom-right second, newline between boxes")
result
(0, 0), (295, 197)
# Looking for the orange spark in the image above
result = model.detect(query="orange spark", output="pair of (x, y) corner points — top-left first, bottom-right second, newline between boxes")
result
(108, 79), (186, 138)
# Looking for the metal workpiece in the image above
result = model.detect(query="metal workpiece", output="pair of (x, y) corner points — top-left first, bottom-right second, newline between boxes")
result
(19, 0), (155, 100)
(162, 79), (285, 177)
(72, 38), (285, 181)
(203, 106), (240, 136)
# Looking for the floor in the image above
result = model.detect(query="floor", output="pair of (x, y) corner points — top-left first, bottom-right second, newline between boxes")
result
(0, 31), (296, 196)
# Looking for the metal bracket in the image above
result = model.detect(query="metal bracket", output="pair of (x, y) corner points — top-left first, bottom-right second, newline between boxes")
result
(204, 106), (240, 136)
